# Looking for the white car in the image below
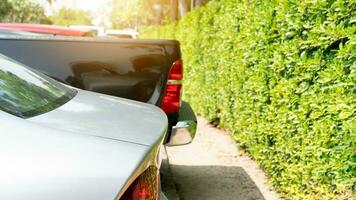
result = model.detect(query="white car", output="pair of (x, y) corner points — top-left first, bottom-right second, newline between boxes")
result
(105, 29), (138, 39)
(0, 54), (192, 199)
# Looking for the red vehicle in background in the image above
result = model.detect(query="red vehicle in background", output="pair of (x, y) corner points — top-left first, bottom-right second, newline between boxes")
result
(0, 23), (91, 36)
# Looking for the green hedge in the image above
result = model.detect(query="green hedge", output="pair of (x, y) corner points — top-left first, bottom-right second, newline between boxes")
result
(142, 0), (355, 199)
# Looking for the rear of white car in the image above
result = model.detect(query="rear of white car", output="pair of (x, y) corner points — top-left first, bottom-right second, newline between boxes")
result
(0, 54), (168, 199)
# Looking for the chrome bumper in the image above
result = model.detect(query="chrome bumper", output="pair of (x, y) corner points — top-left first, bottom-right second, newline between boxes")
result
(166, 102), (197, 146)
(161, 192), (169, 200)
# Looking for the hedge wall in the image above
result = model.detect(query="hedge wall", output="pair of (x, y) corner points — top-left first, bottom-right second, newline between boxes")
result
(142, 0), (355, 199)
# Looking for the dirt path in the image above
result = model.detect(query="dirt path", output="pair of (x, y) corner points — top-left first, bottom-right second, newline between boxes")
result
(164, 117), (280, 200)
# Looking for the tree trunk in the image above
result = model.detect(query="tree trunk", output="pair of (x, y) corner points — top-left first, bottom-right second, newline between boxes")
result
(179, 0), (189, 18)
(153, 4), (163, 25)
(170, 0), (178, 21)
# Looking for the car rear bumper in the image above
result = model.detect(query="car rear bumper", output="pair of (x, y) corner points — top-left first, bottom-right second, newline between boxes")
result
(161, 192), (169, 200)
(166, 101), (197, 146)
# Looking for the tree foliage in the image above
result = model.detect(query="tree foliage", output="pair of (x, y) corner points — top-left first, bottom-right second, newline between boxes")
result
(109, 0), (171, 29)
(0, 0), (49, 24)
(0, 0), (12, 19)
(142, 0), (356, 199)
(50, 7), (92, 26)
(109, 0), (208, 28)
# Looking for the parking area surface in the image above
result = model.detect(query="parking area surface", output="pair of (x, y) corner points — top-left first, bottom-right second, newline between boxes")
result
(162, 117), (279, 200)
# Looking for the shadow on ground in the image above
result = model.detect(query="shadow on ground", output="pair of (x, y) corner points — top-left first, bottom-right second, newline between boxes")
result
(167, 164), (265, 200)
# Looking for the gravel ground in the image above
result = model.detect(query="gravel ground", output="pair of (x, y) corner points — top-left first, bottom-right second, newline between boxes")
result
(163, 117), (280, 200)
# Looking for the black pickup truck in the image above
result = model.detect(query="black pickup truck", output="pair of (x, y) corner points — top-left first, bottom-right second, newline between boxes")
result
(0, 29), (196, 145)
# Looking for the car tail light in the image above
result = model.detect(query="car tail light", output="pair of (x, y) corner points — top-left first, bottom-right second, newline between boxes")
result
(119, 166), (160, 200)
(161, 60), (183, 114)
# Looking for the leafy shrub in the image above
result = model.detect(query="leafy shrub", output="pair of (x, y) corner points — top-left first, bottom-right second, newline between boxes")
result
(142, 0), (356, 199)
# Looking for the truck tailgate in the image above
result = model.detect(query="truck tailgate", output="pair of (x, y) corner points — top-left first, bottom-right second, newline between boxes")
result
(0, 36), (181, 105)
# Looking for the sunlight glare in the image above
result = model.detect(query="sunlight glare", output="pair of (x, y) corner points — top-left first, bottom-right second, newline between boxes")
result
(54, 0), (110, 12)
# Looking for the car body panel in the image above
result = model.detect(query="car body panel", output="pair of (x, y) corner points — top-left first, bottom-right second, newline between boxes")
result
(0, 111), (154, 200)
(0, 86), (167, 200)
(29, 89), (168, 146)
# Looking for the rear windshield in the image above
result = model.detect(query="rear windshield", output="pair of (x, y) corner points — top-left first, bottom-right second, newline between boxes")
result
(0, 54), (76, 118)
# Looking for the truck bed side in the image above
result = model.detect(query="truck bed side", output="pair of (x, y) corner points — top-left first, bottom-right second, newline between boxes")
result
(0, 36), (181, 106)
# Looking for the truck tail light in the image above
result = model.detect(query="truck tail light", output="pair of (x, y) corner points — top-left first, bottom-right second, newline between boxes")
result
(120, 167), (160, 200)
(161, 60), (183, 114)
(168, 59), (183, 80)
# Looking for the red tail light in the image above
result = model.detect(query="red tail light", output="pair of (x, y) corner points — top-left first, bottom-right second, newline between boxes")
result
(168, 60), (183, 80)
(161, 85), (182, 114)
(161, 60), (183, 114)
(120, 167), (160, 200)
